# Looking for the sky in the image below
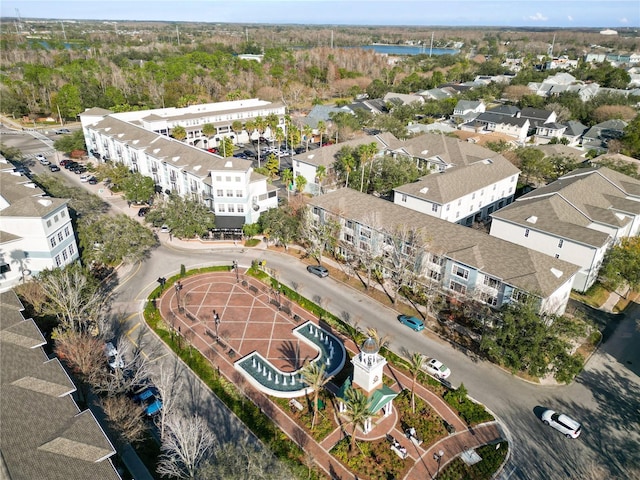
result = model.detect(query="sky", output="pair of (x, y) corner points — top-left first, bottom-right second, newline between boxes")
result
(1, 0), (639, 28)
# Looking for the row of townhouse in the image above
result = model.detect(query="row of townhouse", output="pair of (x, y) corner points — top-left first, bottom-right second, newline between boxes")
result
(0, 157), (79, 292)
(527, 72), (640, 102)
(490, 167), (640, 292)
(0, 291), (121, 480)
(80, 102), (282, 230)
(307, 188), (579, 316)
(292, 132), (520, 227)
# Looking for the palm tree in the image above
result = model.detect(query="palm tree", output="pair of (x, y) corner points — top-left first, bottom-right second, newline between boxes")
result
(317, 120), (326, 147)
(345, 386), (371, 454)
(201, 123), (216, 149)
(301, 361), (332, 430)
(357, 142), (378, 193)
(254, 116), (267, 168)
(231, 120), (243, 143)
(171, 125), (187, 141)
(266, 113), (279, 141)
(339, 151), (356, 188)
(408, 352), (424, 413)
(315, 165), (326, 194)
(281, 168), (294, 199)
(303, 125), (313, 151)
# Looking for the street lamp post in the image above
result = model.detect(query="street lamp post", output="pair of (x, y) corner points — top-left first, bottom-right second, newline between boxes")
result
(174, 281), (183, 313)
(214, 312), (220, 340)
(433, 450), (444, 479)
(233, 259), (239, 282)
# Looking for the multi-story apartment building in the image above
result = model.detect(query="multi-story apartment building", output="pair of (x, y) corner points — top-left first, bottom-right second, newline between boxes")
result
(490, 167), (640, 292)
(308, 188), (578, 316)
(79, 100), (285, 229)
(0, 162), (79, 291)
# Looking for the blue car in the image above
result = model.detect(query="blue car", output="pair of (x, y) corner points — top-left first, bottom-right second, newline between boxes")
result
(398, 315), (425, 332)
(132, 386), (163, 416)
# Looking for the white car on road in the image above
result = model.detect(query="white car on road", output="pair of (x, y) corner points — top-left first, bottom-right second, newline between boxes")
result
(423, 358), (451, 380)
(541, 409), (582, 438)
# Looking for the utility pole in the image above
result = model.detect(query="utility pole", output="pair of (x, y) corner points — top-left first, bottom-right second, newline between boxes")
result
(176, 25), (180, 46)
(429, 32), (435, 57)
(60, 21), (67, 42)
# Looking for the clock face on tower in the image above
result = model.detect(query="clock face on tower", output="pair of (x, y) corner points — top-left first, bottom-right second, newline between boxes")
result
(373, 375), (379, 382)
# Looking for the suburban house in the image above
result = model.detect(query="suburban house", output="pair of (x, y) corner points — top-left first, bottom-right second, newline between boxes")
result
(307, 188), (578, 315)
(290, 132), (398, 195)
(581, 119), (628, 153)
(591, 152), (640, 175)
(80, 107), (279, 230)
(460, 112), (530, 142)
(562, 120), (590, 147)
(489, 167), (640, 292)
(415, 87), (456, 101)
(452, 100), (486, 124)
(0, 160), (79, 292)
(393, 154), (520, 226)
(382, 92), (425, 107)
(0, 290), (121, 480)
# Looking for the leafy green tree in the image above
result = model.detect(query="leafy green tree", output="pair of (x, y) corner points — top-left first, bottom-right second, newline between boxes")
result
(258, 206), (300, 249)
(231, 120), (243, 141)
(146, 195), (215, 239)
(515, 147), (550, 186)
(53, 84), (83, 120)
(122, 171), (155, 204)
(0, 143), (24, 161)
(218, 137), (234, 157)
(280, 168), (294, 193)
(171, 125), (187, 141)
(334, 147), (357, 188)
(264, 154), (280, 178)
(53, 130), (87, 156)
(79, 213), (158, 265)
(369, 155), (421, 196)
(599, 237), (640, 292)
(33, 174), (109, 220)
(621, 115), (640, 158)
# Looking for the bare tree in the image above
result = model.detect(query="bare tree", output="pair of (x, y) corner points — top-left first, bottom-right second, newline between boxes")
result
(155, 362), (186, 441)
(299, 208), (340, 265)
(93, 336), (152, 397)
(100, 395), (146, 446)
(157, 413), (216, 479)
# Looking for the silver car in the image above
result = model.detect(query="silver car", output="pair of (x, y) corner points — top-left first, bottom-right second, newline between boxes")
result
(541, 409), (582, 438)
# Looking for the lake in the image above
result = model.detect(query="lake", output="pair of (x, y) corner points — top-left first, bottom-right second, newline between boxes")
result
(360, 44), (459, 56)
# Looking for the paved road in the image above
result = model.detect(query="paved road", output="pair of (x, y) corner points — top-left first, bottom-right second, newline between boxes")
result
(5, 128), (640, 479)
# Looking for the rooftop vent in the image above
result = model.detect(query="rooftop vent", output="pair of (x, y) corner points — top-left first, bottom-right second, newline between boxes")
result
(420, 187), (429, 194)
(550, 268), (563, 278)
(38, 199), (52, 207)
(225, 160), (233, 168)
(526, 215), (538, 224)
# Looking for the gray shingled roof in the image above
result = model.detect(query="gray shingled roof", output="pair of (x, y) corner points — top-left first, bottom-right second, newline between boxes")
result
(307, 189), (578, 297)
(0, 171), (45, 203)
(393, 156), (520, 204)
(474, 112), (529, 127)
(0, 196), (68, 218)
(91, 116), (252, 178)
(0, 292), (121, 480)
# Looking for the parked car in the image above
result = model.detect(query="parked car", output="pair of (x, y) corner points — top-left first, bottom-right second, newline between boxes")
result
(307, 264), (329, 278)
(423, 358), (451, 379)
(54, 128), (71, 134)
(207, 147), (218, 154)
(132, 385), (163, 416)
(138, 207), (150, 217)
(74, 166), (87, 174)
(160, 224), (171, 233)
(49, 164), (60, 172)
(80, 173), (91, 182)
(397, 314), (425, 332)
(541, 409), (582, 438)
(35, 154), (47, 162)
(64, 161), (78, 170)
(59, 159), (71, 166)
(243, 149), (257, 158)
(233, 152), (248, 159)
(88, 176), (98, 185)
(104, 342), (124, 370)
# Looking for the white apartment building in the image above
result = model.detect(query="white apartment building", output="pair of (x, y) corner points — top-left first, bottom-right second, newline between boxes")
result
(0, 164), (79, 291)
(308, 188), (578, 316)
(490, 167), (640, 292)
(80, 100), (284, 229)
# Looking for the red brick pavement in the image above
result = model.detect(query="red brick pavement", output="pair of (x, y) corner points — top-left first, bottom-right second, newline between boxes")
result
(157, 271), (504, 479)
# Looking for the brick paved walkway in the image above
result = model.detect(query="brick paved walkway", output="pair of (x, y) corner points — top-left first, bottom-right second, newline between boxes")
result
(158, 271), (504, 479)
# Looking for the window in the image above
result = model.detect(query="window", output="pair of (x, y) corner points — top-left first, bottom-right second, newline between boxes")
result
(470, 204), (474, 212)
(226, 190), (233, 197)
(483, 276), (500, 289)
(480, 292), (498, 306)
(235, 176), (241, 182)
(58, 232), (64, 242)
(449, 280), (467, 295)
(236, 190), (243, 197)
(228, 205), (235, 213)
(69, 244), (74, 255)
(524, 228), (530, 238)
(361, 229), (371, 239)
(472, 193), (476, 200)
(344, 233), (354, 244)
(346, 220), (354, 230)
(238, 204), (245, 213)
(60, 211), (66, 218)
(446, 204), (450, 211)
(54, 214), (59, 223)
(429, 270), (442, 281)
(431, 254), (445, 266)
(216, 189), (224, 197)
(401, 194), (407, 202)
(62, 250), (68, 261)
(0, 263), (10, 274)
(432, 203), (438, 212)
(216, 176), (222, 182)
(452, 265), (469, 279)
(50, 237), (57, 248)
(64, 226), (70, 237)
(558, 239), (564, 248)
(225, 176), (231, 182)
(46, 220), (52, 228)
(218, 204), (226, 212)
(55, 255), (62, 267)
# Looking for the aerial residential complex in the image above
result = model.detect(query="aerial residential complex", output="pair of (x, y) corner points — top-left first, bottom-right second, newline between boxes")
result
(0, 157), (79, 291)
(79, 99), (286, 229)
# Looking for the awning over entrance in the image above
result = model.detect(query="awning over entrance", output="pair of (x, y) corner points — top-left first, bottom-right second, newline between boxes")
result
(213, 216), (244, 231)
